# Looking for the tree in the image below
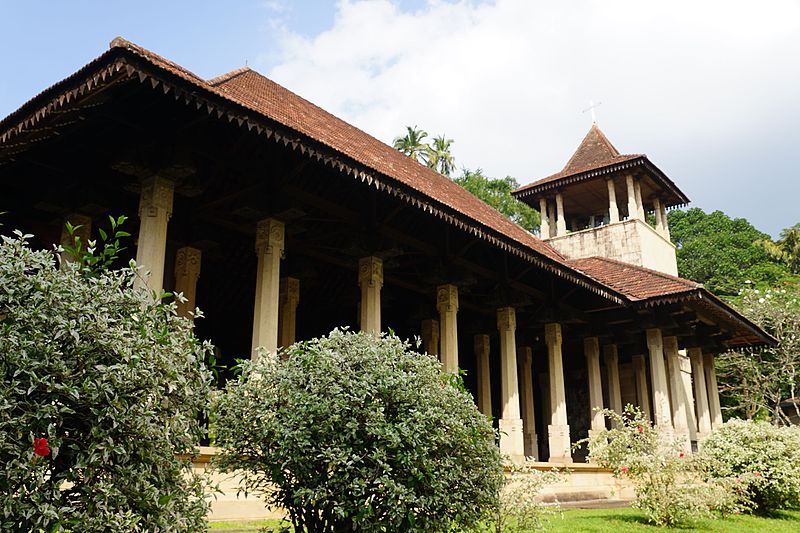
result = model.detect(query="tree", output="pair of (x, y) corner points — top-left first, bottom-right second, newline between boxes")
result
(761, 224), (800, 275)
(454, 168), (540, 232)
(427, 134), (455, 176)
(0, 231), (213, 531)
(214, 329), (504, 533)
(667, 208), (788, 295)
(716, 282), (800, 423)
(392, 125), (430, 165)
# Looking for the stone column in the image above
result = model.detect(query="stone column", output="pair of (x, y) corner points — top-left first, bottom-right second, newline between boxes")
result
(664, 336), (691, 450)
(689, 348), (712, 440)
(278, 277), (300, 348)
(474, 334), (492, 418)
(547, 200), (557, 238)
(60, 213), (92, 264)
(680, 353), (698, 443)
(358, 256), (383, 335)
(607, 179), (620, 224)
(704, 353), (723, 429)
(555, 193), (567, 236)
(646, 329), (674, 435)
(437, 284), (459, 373)
(134, 176), (174, 294)
(625, 175), (637, 221)
(604, 344), (623, 419)
(497, 307), (524, 463)
(251, 218), (285, 361)
(653, 198), (665, 236)
(519, 346), (538, 460)
(634, 179), (645, 220)
(585, 337), (605, 436)
(421, 319), (440, 357)
(174, 247), (201, 320)
(539, 198), (550, 238)
(545, 323), (572, 462)
(659, 202), (670, 239)
(632, 354), (652, 421)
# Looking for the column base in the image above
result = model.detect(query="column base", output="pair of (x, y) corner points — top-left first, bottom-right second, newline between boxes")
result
(524, 431), (539, 461)
(547, 424), (573, 463)
(499, 418), (525, 464)
(673, 429), (692, 453)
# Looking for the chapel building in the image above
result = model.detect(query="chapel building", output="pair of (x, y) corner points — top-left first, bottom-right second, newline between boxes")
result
(0, 38), (773, 475)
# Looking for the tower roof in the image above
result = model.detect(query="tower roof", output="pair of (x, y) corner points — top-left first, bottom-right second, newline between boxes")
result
(512, 125), (689, 209)
(561, 124), (634, 175)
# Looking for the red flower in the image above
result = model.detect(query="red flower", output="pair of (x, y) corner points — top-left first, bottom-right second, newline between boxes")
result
(637, 426), (644, 434)
(755, 472), (763, 478)
(33, 438), (50, 458)
(620, 466), (629, 474)
(679, 452), (685, 458)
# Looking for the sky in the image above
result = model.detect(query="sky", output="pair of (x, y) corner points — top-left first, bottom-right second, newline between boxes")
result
(1, 0), (798, 237)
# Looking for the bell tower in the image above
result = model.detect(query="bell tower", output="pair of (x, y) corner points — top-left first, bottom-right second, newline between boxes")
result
(512, 125), (688, 276)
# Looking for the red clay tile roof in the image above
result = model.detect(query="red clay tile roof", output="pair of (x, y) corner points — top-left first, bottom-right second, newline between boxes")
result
(568, 256), (701, 301)
(568, 256), (775, 346)
(514, 125), (643, 193)
(207, 66), (573, 264)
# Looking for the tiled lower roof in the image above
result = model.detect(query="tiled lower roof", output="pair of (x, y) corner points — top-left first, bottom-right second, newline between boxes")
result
(568, 256), (701, 301)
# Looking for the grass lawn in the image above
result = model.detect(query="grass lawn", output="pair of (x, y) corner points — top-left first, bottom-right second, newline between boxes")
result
(549, 507), (800, 532)
(208, 508), (800, 531)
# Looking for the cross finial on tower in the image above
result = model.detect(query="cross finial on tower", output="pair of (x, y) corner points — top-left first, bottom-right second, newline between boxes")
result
(582, 100), (602, 124)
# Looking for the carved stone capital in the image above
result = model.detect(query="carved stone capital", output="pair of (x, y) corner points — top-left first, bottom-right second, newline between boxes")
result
(280, 277), (300, 306)
(174, 247), (201, 280)
(603, 344), (619, 366)
(646, 328), (663, 351)
(358, 256), (383, 288)
(544, 322), (562, 346)
(436, 284), (458, 313)
(422, 319), (440, 342)
(473, 334), (490, 356)
(663, 335), (679, 355)
(583, 336), (600, 359)
(496, 306), (516, 332)
(519, 345), (533, 366)
(138, 176), (174, 218)
(255, 218), (285, 257)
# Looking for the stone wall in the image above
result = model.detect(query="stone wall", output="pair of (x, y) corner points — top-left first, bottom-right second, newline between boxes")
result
(544, 219), (678, 276)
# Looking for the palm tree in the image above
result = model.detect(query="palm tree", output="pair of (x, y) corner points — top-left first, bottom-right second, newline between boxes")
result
(392, 126), (429, 165)
(427, 135), (455, 177)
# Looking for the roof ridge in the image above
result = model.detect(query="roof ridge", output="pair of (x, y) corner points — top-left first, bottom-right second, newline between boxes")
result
(561, 124), (619, 173)
(207, 66), (252, 86)
(109, 36), (208, 84)
(573, 255), (701, 287)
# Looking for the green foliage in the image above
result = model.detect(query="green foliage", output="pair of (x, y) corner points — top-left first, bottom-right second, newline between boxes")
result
(485, 464), (565, 532)
(700, 419), (800, 514)
(62, 215), (130, 276)
(214, 329), (504, 533)
(585, 406), (742, 527)
(667, 208), (788, 295)
(0, 231), (213, 532)
(393, 126), (456, 176)
(392, 125), (431, 165)
(427, 134), (456, 177)
(717, 284), (800, 421)
(455, 169), (540, 232)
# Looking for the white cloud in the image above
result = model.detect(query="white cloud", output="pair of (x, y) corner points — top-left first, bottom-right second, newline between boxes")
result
(262, 0), (800, 235)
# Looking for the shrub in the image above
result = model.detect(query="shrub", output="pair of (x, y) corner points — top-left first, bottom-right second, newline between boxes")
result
(214, 329), (504, 532)
(585, 405), (742, 527)
(487, 464), (564, 532)
(0, 231), (213, 532)
(699, 419), (800, 513)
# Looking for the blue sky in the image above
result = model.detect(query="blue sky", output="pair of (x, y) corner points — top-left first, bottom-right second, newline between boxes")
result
(2, 1), (798, 237)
